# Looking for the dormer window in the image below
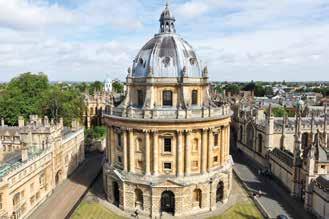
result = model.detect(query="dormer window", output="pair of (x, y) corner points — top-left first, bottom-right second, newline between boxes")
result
(190, 58), (196, 65)
(137, 90), (144, 107)
(163, 57), (171, 67)
(163, 90), (173, 106)
(192, 90), (198, 105)
(139, 58), (144, 65)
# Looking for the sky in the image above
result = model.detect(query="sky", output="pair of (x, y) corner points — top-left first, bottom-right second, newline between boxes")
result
(1, 0), (329, 82)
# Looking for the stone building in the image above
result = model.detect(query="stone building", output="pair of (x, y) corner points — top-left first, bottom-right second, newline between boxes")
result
(103, 4), (233, 218)
(84, 91), (112, 128)
(0, 115), (84, 219)
(233, 103), (329, 218)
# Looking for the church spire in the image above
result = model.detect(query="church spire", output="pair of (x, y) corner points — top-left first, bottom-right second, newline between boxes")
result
(159, 2), (176, 33)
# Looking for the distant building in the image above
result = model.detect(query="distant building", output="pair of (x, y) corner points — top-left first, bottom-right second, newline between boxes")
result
(0, 115), (84, 219)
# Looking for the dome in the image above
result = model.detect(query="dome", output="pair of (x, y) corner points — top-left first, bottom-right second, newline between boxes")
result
(131, 4), (202, 78)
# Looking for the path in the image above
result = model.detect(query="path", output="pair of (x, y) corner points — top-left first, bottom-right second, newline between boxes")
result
(29, 152), (105, 219)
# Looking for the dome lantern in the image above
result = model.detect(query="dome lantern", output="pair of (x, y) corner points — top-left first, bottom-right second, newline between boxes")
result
(159, 2), (176, 34)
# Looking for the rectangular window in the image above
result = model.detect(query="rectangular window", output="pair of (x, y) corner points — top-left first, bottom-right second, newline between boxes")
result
(214, 133), (219, 146)
(137, 90), (144, 107)
(213, 156), (218, 163)
(164, 162), (172, 170)
(192, 90), (198, 105)
(163, 90), (173, 106)
(164, 138), (172, 152)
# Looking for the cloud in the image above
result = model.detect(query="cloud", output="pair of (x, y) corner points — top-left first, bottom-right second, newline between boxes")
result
(1, 0), (329, 82)
(0, 0), (76, 30)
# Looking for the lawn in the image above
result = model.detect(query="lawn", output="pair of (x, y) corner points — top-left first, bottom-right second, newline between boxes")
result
(209, 201), (263, 219)
(71, 201), (126, 219)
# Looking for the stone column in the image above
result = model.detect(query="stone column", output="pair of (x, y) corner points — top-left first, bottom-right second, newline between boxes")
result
(226, 126), (230, 162)
(153, 130), (159, 176)
(128, 128), (135, 173)
(208, 129), (214, 171)
(177, 130), (184, 177)
(185, 130), (191, 176)
(144, 130), (151, 175)
(123, 129), (128, 172)
(220, 126), (225, 166)
(201, 128), (208, 174)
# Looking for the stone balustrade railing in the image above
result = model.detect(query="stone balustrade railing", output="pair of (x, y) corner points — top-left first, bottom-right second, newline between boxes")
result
(103, 104), (231, 120)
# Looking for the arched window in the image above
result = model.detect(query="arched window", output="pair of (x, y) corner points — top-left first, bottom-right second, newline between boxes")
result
(163, 90), (173, 106)
(214, 133), (219, 146)
(13, 193), (20, 206)
(258, 134), (263, 153)
(192, 90), (198, 105)
(193, 189), (202, 208)
(135, 188), (143, 210)
(239, 125), (243, 142)
(247, 123), (254, 148)
(90, 107), (94, 115)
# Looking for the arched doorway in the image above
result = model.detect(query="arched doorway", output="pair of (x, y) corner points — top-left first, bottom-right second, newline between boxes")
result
(113, 181), (120, 206)
(161, 191), (175, 215)
(55, 170), (62, 186)
(216, 181), (224, 203)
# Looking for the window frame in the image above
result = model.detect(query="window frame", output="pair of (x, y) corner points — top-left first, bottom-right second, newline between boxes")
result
(163, 137), (172, 153)
(137, 89), (144, 107)
(162, 90), (173, 106)
(192, 90), (198, 105)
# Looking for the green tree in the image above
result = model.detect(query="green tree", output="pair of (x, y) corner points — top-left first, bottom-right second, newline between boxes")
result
(0, 73), (49, 125)
(224, 84), (241, 95)
(214, 85), (224, 94)
(112, 81), (124, 93)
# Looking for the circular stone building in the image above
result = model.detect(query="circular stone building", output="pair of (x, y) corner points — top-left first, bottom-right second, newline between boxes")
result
(103, 4), (232, 218)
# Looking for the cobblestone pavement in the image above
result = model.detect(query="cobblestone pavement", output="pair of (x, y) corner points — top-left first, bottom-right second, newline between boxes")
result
(232, 148), (314, 219)
(29, 152), (105, 219)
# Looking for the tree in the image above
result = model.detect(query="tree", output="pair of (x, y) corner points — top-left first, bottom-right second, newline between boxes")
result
(112, 81), (124, 93)
(0, 73), (49, 125)
(214, 85), (224, 94)
(224, 84), (241, 95)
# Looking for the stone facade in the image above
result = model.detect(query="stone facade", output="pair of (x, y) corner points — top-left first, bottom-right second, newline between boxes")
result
(103, 4), (232, 218)
(0, 115), (84, 219)
(232, 102), (329, 218)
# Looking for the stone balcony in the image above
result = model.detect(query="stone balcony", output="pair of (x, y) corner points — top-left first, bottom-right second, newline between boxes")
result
(104, 104), (232, 121)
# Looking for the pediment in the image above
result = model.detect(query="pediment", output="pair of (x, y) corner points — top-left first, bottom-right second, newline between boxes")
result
(154, 179), (184, 188)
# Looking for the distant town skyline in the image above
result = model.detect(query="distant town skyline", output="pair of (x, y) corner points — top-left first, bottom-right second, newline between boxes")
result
(1, 0), (329, 82)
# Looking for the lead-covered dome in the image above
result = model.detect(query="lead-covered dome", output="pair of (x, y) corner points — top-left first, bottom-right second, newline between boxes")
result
(132, 4), (202, 78)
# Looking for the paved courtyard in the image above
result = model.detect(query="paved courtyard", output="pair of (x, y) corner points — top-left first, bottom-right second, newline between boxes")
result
(29, 152), (104, 219)
(232, 147), (315, 219)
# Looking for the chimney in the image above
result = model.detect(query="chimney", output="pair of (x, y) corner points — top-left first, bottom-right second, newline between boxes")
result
(18, 116), (25, 127)
(21, 145), (29, 162)
(1, 118), (4, 127)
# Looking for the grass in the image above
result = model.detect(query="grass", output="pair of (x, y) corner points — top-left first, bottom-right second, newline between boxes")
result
(72, 199), (262, 219)
(71, 201), (126, 219)
(208, 201), (263, 219)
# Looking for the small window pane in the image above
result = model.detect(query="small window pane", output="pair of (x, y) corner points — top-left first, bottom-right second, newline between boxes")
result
(164, 162), (172, 170)
(192, 90), (198, 105)
(163, 91), (173, 106)
(214, 133), (219, 146)
(164, 138), (172, 152)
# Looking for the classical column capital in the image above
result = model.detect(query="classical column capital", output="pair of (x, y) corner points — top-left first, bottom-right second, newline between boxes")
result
(126, 128), (133, 131)
(151, 129), (158, 133)
(143, 129), (151, 133)
(185, 129), (193, 133)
